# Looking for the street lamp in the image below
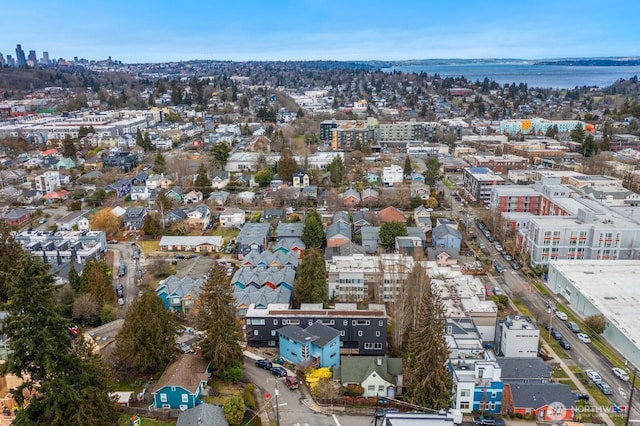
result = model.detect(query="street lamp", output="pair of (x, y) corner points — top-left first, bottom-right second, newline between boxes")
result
(625, 364), (637, 426)
(274, 380), (281, 426)
(547, 308), (553, 341)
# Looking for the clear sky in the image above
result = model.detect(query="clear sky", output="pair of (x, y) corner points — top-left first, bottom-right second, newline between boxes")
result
(1, 0), (637, 63)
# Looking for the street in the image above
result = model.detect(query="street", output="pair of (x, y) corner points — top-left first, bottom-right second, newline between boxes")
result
(243, 357), (375, 426)
(108, 241), (141, 312)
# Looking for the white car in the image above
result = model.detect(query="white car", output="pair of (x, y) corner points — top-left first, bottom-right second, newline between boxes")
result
(577, 333), (592, 344)
(612, 367), (630, 381)
(585, 369), (602, 383)
(555, 311), (568, 321)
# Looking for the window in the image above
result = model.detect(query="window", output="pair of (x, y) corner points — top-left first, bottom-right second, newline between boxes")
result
(251, 319), (265, 325)
(271, 330), (276, 336)
(379, 320), (384, 327)
(489, 402), (496, 410)
(343, 320), (348, 326)
(460, 402), (470, 410)
(273, 319), (278, 325)
(368, 385), (375, 392)
(378, 385), (385, 392)
(254, 330), (259, 335)
(364, 343), (383, 350)
(460, 389), (470, 397)
(340, 330), (345, 336)
(358, 331), (363, 336)
(491, 391), (497, 399)
(268, 340), (276, 346)
(160, 394), (167, 402)
(182, 394), (188, 403)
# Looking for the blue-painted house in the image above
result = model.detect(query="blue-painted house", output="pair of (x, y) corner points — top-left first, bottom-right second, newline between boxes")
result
(152, 355), (210, 410)
(277, 322), (341, 369)
(105, 178), (131, 198)
(432, 223), (462, 251)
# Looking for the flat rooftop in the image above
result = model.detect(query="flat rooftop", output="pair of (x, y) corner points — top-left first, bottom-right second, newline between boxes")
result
(549, 260), (640, 346)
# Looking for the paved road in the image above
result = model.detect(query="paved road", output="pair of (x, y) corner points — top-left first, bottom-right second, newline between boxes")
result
(108, 241), (140, 314)
(475, 227), (640, 420)
(243, 357), (375, 426)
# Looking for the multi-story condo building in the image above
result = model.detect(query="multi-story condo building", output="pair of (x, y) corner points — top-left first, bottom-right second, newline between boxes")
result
(499, 118), (589, 136)
(490, 177), (640, 266)
(462, 167), (505, 204)
(377, 120), (437, 143)
(34, 170), (61, 194)
(468, 155), (528, 174)
(331, 120), (375, 151)
(495, 316), (539, 358)
(244, 303), (388, 356)
(15, 230), (107, 265)
(448, 318), (503, 414)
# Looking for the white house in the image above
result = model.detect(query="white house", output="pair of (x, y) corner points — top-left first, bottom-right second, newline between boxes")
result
(219, 207), (245, 228)
(382, 165), (404, 187)
(184, 191), (203, 204)
(336, 356), (403, 398)
(211, 171), (230, 189)
(130, 186), (150, 201)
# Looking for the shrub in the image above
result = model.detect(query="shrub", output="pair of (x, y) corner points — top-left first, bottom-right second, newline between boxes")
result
(220, 364), (243, 383)
(342, 384), (364, 397)
(243, 385), (256, 410)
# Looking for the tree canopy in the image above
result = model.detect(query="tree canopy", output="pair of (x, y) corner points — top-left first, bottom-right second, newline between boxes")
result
(379, 221), (408, 251)
(211, 141), (232, 169)
(1, 256), (119, 424)
(193, 162), (213, 198)
(153, 151), (166, 174)
(277, 148), (298, 183)
(196, 263), (244, 380)
(422, 157), (441, 187)
(114, 292), (177, 375)
(0, 221), (26, 302)
(80, 259), (116, 308)
(404, 275), (453, 409)
(403, 156), (413, 177)
(302, 209), (325, 249)
(253, 168), (275, 187)
(328, 155), (346, 187)
(295, 249), (327, 304)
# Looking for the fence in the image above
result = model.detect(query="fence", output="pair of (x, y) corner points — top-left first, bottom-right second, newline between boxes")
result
(120, 405), (181, 420)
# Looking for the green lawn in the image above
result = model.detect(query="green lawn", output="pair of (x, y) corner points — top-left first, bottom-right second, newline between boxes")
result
(138, 240), (160, 254)
(119, 414), (176, 426)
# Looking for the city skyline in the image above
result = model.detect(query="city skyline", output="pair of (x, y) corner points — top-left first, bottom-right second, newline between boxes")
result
(1, 0), (638, 64)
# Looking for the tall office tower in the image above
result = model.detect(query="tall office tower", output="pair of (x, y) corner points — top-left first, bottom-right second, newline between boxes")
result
(15, 44), (26, 66)
(41, 51), (49, 65)
(0, 53), (5, 67)
(6, 55), (15, 67)
(28, 50), (37, 66)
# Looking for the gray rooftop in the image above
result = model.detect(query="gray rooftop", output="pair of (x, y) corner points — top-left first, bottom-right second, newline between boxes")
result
(508, 383), (575, 410)
(496, 357), (552, 380)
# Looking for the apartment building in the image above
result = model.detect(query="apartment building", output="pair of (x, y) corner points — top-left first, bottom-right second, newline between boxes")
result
(244, 303), (388, 356)
(462, 167), (505, 203)
(495, 316), (539, 358)
(377, 120), (437, 143)
(15, 230), (107, 265)
(34, 170), (61, 194)
(499, 118), (588, 136)
(468, 155), (528, 174)
(331, 120), (375, 150)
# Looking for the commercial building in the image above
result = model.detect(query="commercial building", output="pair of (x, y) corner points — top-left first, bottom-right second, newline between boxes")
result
(244, 303), (388, 356)
(546, 260), (640, 368)
(499, 118), (588, 136)
(468, 155), (528, 174)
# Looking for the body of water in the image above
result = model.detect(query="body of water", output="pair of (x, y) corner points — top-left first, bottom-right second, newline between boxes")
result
(382, 63), (640, 89)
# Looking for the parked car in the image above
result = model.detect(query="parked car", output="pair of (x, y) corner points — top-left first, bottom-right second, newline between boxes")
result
(225, 244), (234, 254)
(38, 218), (47, 224)
(585, 369), (602, 383)
(478, 242), (486, 250)
(285, 376), (299, 390)
(574, 393), (589, 401)
(612, 367), (630, 381)
(494, 264), (504, 274)
(567, 321), (580, 333)
(375, 408), (400, 419)
(596, 381), (613, 395)
(494, 244), (503, 252)
(502, 253), (512, 261)
(493, 286), (503, 296)
(179, 343), (195, 354)
(551, 329), (563, 340)
(255, 359), (272, 370)
(269, 366), (287, 377)
(473, 416), (505, 426)
(118, 264), (126, 277)
(559, 339), (571, 350)
(577, 333), (592, 344)
(511, 262), (521, 270)
(555, 311), (568, 321)
(115, 283), (124, 298)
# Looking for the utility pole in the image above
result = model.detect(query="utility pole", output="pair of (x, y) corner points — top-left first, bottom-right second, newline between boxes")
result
(625, 366), (636, 426)
(275, 380), (281, 426)
(547, 308), (553, 341)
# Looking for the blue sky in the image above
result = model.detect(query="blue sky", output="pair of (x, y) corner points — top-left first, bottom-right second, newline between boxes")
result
(2, 0), (637, 63)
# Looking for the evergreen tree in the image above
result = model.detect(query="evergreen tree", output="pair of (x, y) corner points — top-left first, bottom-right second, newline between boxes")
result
(328, 155), (346, 187)
(1, 256), (119, 424)
(193, 162), (213, 198)
(196, 264), (244, 379)
(0, 221), (26, 302)
(277, 148), (298, 183)
(253, 168), (274, 187)
(80, 259), (116, 307)
(404, 276), (453, 409)
(379, 221), (408, 251)
(135, 128), (144, 148)
(114, 292), (177, 374)
(210, 141), (232, 169)
(294, 249), (327, 304)
(403, 156), (413, 177)
(302, 209), (325, 249)
(143, 131), (152, 151)
(570, 123), (586, 144)
(62, 134), (76, 158)
(422, 157), (441, 187)
(581, 134), (597, 157)
(141, 213), (160, 238)
(68, 261), (81, 293)
(153, 151), (166, 174)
